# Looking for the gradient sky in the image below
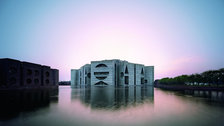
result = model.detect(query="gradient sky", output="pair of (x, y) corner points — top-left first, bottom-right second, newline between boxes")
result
(0, 0), (224, 81)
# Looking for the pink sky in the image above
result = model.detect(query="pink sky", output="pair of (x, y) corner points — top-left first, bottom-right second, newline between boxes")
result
(0, 0), (224, 81)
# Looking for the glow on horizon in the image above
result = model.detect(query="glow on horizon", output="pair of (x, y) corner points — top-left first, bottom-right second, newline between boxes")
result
(0, 0), (224, 81)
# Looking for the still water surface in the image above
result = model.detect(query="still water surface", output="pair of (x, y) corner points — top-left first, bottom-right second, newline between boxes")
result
(0, 86), (224, 126)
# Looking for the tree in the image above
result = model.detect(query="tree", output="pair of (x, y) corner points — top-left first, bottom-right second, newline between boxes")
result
(158, 68), (224, 87)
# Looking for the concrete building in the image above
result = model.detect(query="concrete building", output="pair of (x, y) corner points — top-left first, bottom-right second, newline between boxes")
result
(0, 58), (59, 90)
(71, 59), (154, 87)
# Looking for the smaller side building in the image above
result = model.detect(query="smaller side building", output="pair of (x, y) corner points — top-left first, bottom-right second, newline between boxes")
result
(0, 58), (59, 90)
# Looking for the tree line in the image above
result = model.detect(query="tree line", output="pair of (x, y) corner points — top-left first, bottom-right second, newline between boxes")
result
(158, 68), (224, 86)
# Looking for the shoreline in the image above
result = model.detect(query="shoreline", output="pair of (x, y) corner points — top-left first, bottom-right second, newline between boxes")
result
(154, 84), (224, 91)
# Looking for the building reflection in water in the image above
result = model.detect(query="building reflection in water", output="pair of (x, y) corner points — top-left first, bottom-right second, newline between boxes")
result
(71, 86), (154, 110)
(0, 88), (58, 120)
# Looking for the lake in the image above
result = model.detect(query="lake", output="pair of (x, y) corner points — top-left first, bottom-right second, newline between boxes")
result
(0, 86), (224, 126)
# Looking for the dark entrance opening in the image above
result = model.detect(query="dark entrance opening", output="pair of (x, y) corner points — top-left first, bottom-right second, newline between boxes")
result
(141, 77), (144, 84)
(125, 76), (129, 85)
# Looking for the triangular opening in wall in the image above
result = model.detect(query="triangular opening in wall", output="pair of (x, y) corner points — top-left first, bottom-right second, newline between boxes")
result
(141, 68), (144, 74)
(125, 66), (128, 74)
(95, 81), (108, 86)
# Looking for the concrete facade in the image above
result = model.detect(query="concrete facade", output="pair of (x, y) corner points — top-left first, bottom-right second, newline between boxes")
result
(71, 59), (154, 87)
(0, 58), (59, 90)
(0, 59), (21, 89)
(21, 62), (42, 87)
(71, 69), (79, 87)
(144, 66), (154, 85)
(91, 60), (119, 86)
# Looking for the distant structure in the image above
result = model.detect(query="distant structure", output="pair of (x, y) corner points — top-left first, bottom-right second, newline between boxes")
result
(71, 59), (154, 86)
(59, 81), (71, 85)
(0, 58), (59, 90)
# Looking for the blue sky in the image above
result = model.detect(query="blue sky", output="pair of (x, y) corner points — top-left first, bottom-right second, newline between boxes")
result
(0, 0), (224, 81)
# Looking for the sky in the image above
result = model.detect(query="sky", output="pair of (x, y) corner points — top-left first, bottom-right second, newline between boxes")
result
(0, 0), (224, 81)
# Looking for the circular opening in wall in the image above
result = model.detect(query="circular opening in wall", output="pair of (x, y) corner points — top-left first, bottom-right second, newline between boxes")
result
(27, 79), (32, 84)
(94, 72), (109, 80)
(9, 67), (17, 74)
(34, 79), (39, 84)
(95, 81), (108, 86)
(96, 77), (107, 80)
(120, 72), (124, 77)
(96, 64), (107, 68)
(27, 69), (32, 75)
(94, 72), (109, 75)
(46, 72), (49, 77)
